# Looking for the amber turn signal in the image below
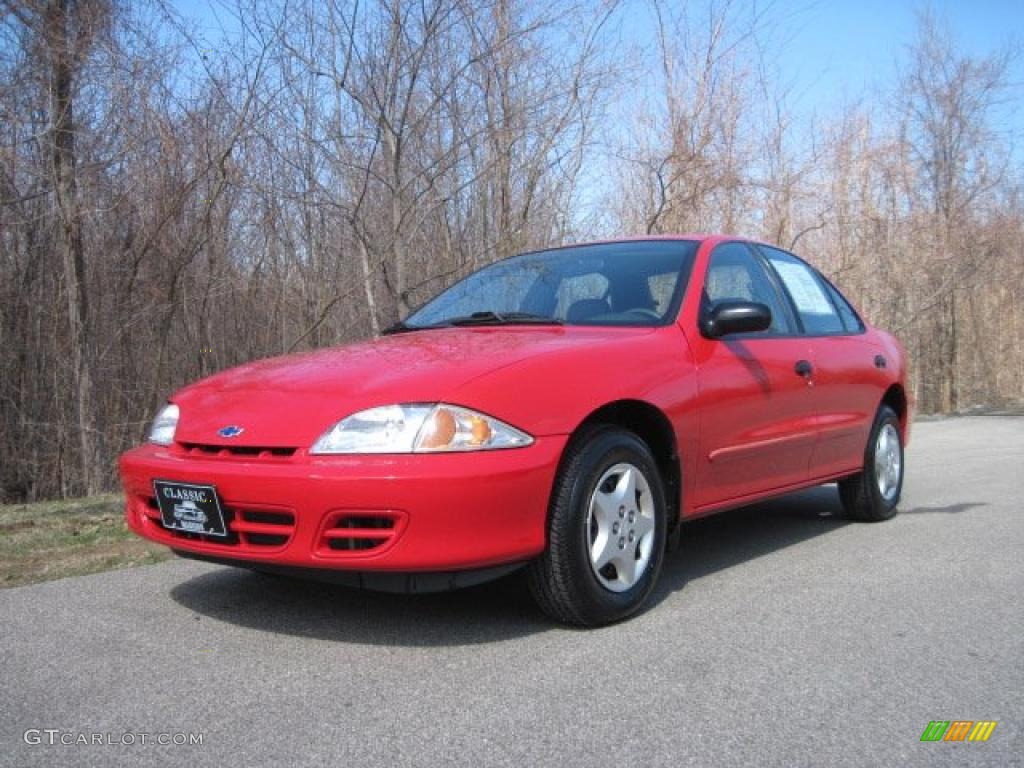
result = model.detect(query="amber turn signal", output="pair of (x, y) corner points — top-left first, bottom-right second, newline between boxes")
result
(419, 407), (458, 449)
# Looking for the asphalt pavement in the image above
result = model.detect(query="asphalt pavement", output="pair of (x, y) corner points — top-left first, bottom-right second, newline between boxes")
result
(2, 416), (1021, 767)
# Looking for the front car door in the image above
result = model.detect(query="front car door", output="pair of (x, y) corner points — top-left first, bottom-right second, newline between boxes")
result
(687, 241), (818, 510)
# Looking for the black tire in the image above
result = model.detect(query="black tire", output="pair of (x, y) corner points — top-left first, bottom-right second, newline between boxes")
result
(527, 425), (667, 626)
(838, 404), (904, 521)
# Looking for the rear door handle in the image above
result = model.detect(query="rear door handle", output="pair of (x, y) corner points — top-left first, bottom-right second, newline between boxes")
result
(794, 359), (813, 377)
(874, 354), (887, 369)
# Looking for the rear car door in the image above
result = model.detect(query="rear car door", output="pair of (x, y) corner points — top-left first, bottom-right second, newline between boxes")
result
(690, 242), (818, 509)
(757, 246), (887, 479)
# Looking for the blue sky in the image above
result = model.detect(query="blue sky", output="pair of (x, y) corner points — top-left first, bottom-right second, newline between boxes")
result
(770, 0), (1023, 126)
(176, 0), (1024, 112)
(174, 0), (1024, 162)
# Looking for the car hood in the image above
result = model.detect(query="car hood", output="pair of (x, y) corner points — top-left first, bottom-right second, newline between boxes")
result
(172, 326), (654, 447)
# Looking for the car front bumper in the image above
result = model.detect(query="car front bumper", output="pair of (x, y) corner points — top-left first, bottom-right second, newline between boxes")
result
(119, 437), (567, 573)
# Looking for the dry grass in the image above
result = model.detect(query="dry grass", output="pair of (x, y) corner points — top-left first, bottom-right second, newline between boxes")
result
(0, 494), (171, 588)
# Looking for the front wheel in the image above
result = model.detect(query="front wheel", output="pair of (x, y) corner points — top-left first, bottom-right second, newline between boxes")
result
(838, 405), (904, 521)
(527, 426), (667, 626)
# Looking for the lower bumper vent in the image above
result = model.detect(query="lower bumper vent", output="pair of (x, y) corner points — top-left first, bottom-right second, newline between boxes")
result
(316, 511), (407, 556)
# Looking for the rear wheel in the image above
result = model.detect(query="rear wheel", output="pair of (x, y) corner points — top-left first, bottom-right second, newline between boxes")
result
(838, 405), (903, 521)
(527, 426), (667, 626)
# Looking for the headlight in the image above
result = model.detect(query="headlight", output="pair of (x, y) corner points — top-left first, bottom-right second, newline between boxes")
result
(309, 404), (533, 454)
(148, 403), (179, 445)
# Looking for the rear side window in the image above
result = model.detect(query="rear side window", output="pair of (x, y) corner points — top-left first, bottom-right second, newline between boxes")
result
(821, 279), (865, 332)
(759, 246), (845, 335)
(703, 242), (794, 334)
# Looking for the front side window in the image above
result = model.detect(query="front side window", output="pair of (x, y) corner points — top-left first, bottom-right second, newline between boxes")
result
(702, 242), (794, 335)
(404, 240), (698, 329)
(759, 246), (847, 335)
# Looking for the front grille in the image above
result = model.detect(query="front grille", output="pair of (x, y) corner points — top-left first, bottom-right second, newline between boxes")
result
(138, 495), (295, 551)
(316, 511), (407, 556)
(176, 443), (297, 460)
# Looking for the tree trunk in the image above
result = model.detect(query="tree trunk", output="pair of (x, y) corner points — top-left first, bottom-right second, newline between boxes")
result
(357, 237), (381, 335)
(47, 0), (98, 494)
(384, 127), (409, 318)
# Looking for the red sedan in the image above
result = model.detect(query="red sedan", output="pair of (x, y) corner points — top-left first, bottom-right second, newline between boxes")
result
(120, 235), (909, 625)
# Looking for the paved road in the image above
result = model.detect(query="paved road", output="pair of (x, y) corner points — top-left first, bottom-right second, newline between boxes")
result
(2, 416), (1021, 767)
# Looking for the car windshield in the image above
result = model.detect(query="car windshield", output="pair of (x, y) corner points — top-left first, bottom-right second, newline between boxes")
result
(403, 240), (698, 330)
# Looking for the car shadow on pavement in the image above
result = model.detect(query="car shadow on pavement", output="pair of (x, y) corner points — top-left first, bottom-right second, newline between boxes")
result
(169, 563), (550, 646)
(899, 501), (987, 514)
(649, 484), (849, 609)
(170, 484), (851, 645)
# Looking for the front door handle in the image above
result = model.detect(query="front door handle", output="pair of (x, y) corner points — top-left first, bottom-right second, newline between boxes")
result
(794, 359), (813, 377)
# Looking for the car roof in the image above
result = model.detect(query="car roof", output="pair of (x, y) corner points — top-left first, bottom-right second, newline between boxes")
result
(527, 234), (766, 253)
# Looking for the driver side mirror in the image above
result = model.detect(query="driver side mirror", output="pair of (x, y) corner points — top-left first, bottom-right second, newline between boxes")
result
(700, 300), (772, 338)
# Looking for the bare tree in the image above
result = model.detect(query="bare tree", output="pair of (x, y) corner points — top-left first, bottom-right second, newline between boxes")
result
(896, 10), (1016, 412)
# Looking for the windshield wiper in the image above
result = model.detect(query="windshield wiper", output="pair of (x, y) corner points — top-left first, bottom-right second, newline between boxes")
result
(385, 311), (564, 333)
(443, 311), (563, 327)
(380, 320), (416, 335)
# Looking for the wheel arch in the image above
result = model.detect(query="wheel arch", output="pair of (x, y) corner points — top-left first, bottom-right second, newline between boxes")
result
(567, 399), (682, 528)
(880, 383), (908, 440)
